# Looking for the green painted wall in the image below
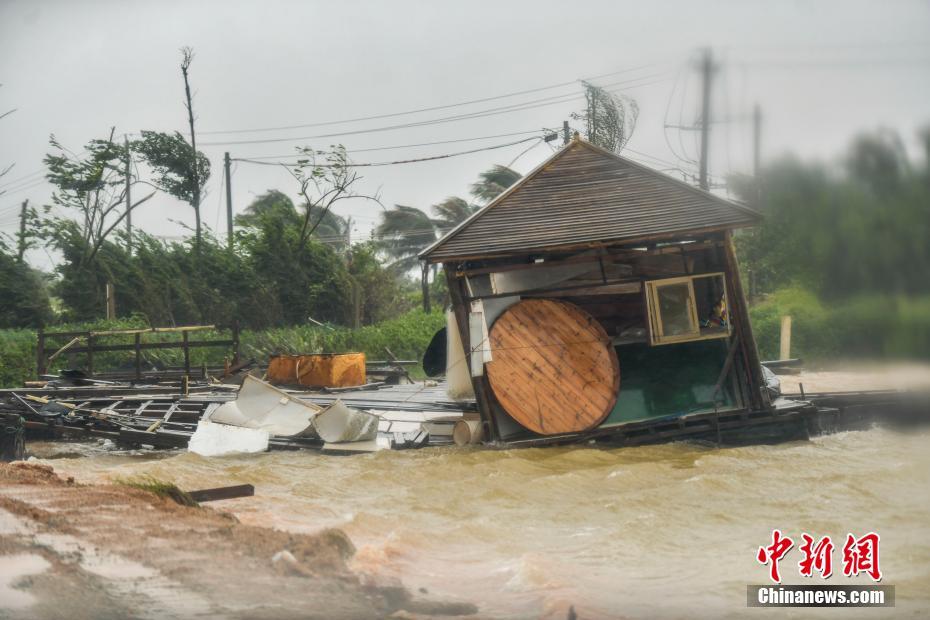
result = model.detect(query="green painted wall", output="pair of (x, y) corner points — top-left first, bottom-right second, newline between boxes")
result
(602, 339), (736, 426)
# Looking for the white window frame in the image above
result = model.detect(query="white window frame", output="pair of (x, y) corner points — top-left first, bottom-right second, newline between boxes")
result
(645, 273), (731, 346)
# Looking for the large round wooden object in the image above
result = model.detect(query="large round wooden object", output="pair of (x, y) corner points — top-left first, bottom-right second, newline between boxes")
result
(486, 299), (620, 435)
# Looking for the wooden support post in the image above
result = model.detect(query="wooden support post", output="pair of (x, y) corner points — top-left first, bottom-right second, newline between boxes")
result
(779, 315), (792, 361)
(105, 281), (116, 320)
(721, 231), (767, 410)
(134, 333), (142, 381)
(182, 331), (191, 376)
(446, 266), (501, 442)
(86, 333), (95, 376)
(36, 328), (46, 377)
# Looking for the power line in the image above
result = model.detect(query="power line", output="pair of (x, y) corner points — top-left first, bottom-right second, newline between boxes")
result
(198, 62), (669, 136)
(233, 136), (543, 168)
(235, 129), (553, 160)
(199, 73), (673, 147)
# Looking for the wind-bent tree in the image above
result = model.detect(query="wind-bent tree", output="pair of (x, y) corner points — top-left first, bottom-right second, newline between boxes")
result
(180, 47), (203, 243)
(430, 196), (475, 232)
(572, 81), (639, 153)
(470, 165), (522, 204)
(237, 189), (351, 252)
(0, 238), (53, 327)
(375, 164), (524, 312)
(133, 130), (211, 248)
(375, 205), (437, 312)
(44, 130), (155, 266)
(133, 48), (210, 248)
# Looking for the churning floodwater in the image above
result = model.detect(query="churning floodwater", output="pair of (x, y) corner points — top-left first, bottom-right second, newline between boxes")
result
(31, 428), (930, 619)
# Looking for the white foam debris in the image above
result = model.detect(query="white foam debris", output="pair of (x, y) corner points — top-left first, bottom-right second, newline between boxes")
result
(188, 420), (269, 457)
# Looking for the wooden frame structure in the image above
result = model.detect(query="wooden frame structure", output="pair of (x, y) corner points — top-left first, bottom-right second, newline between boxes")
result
(36, 323), (240, 381)
(421, 137), (771, 446)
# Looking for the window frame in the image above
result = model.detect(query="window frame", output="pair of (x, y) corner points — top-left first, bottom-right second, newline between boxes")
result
(645, 272), (731, 346)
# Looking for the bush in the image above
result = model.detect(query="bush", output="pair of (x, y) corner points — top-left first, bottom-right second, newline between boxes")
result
(749, 287), (930, 361)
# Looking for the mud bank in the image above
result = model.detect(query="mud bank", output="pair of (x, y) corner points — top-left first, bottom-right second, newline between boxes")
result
(0, 462), (475, 619)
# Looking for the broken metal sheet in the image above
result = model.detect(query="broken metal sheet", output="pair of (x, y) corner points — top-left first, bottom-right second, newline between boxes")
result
(312, 399), (379, 443)
(205, 375), (321, 438)
(322, 436), (392, 454)
(188, 420), (270, 456)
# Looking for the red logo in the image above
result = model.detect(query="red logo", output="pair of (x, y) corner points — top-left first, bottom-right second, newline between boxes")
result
(756, 529), (794, 583)
(798, 534), (834, 578)
(757, 531), (882, 583)
(842, 532), (882, 581)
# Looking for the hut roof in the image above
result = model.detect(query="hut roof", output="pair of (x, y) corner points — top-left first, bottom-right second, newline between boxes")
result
(421, 137), (761, 263)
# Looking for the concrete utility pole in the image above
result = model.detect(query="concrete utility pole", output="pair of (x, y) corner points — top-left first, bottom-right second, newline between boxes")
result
(563, 120), (570, 146)
(224, 152), (233, 248)
(698, 48), (716, 191)
(17, 199), (27, 261)
(124, 135), (132, 255)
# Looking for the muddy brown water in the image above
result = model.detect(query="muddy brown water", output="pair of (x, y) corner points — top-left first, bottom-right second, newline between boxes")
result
(26, 425), (930, 620)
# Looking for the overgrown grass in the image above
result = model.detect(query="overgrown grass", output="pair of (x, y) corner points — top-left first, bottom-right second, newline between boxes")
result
(115, 475), (198, 507)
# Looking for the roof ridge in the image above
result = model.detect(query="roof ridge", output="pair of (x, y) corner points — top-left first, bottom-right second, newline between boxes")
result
(421, 138), (761, 262)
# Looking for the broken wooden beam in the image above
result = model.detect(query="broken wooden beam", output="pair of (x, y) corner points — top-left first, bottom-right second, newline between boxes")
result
(187, 483), (255, 503)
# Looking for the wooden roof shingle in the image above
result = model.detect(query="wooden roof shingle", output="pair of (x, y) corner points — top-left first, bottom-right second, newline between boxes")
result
(421, 138), (761, 263)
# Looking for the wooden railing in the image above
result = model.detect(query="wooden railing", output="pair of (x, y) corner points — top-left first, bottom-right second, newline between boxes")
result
(36, 323), (240, 380)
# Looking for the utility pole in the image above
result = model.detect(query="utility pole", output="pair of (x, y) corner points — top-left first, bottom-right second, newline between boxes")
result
(224, 152), (233, 248)
(752, 103), (762, 179)
(697, 48), (716, 191)
(17, 199), (27, 262)
(124, 135), (132, 255)
(563, 120), (570, 146)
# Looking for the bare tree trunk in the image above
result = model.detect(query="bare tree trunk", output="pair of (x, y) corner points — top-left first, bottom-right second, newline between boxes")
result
(181, 47), (201, 248)
(421, 261), (431, 313)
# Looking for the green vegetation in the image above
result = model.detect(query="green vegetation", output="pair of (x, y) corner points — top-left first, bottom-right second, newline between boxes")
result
(115, 475), (197, 507)
(733, 126), (930, 363)
(748, 287), (930, 361)
(0, 309), (445, 388)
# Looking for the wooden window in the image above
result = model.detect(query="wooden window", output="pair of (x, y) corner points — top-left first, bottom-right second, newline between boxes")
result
(645, 273), (730, 345)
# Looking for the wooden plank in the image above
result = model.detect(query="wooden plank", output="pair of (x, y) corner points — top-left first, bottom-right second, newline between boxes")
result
(61, 340), (234, 354)
(485, 298), (619, 435)
(188, 484), (254, 503)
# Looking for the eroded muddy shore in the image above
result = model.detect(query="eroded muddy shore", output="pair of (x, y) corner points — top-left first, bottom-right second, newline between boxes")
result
(0, 462), (475, 620)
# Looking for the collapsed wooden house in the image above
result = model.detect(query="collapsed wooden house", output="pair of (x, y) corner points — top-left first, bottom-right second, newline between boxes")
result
(421, 136), (779, 447)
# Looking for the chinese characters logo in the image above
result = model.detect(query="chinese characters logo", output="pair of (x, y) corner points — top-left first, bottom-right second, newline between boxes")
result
(756, 530), (881, 583)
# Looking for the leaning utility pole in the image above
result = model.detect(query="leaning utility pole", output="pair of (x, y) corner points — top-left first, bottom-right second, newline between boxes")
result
(180, 47), (201, 247)
(697, 48), (716, 191)
(124, 135), (132, 255)
(17, 199), (27, 261)
(224, 152), (233, 248)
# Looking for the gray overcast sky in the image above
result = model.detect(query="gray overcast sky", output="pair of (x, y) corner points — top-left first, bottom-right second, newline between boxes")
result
(1, 0), (929, 268)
